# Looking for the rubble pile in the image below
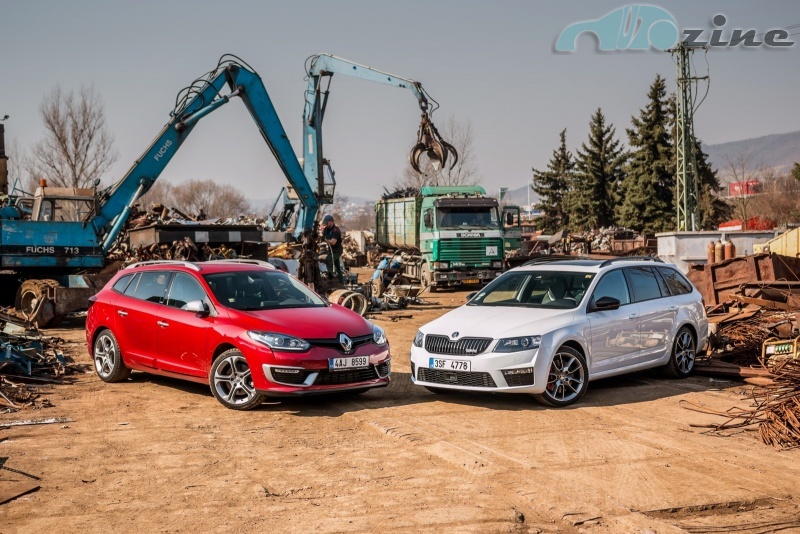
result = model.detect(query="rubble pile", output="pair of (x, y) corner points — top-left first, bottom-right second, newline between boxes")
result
(0, 311), (74, 410)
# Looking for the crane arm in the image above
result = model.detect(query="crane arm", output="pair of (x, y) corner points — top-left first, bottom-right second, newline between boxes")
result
(92, 58), (313, 251)
(300, 54), (457, 233)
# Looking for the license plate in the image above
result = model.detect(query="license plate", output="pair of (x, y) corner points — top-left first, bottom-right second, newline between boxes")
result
(429, 358), (471, 371)
(330, 356), (369, 370)
(462, 279), (480, 284)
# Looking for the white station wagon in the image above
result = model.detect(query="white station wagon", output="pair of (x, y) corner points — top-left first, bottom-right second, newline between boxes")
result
(410, 257), (707, 406)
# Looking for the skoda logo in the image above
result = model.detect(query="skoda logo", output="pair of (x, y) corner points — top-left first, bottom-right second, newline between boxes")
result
(451, 332), (459, 340)
(339, 333), (353, 353)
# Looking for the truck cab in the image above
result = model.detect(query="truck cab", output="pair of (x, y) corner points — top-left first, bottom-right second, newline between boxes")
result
(375, 186), (505, 290)
(501, 205), (522, 254)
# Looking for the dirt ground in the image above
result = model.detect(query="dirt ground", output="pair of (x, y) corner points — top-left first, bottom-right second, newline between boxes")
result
(2, 275), (800, 533)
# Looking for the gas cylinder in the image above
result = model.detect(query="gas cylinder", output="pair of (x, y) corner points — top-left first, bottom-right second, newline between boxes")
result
(707, 241), (716, 264)
(714, 239), (724, 263)
(724, 239), (735, 260)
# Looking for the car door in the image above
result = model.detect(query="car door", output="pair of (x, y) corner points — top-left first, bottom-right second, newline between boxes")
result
(624, 267), (675, 364)
(155, 272), (213, 378)
(586, 268), (640, 372)
(114, 271), (171, 368)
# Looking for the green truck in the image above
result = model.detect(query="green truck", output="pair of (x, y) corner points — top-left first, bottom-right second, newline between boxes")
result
(375, 186), (506, 290)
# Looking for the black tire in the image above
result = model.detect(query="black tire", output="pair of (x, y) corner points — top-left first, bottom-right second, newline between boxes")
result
(421, 265), (438, 293)
(662, 326), (696, 378)
(424, 386), (449, 395)
(534, 346), (588, 407)
(209, 348), (265, 410)
(93, 329), (131, 383)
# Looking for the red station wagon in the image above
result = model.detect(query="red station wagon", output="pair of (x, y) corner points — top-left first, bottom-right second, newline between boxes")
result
(86, 260), (391, 410)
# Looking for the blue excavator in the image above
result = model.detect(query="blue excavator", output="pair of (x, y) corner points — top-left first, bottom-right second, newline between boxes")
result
(0, 54), (454, 325)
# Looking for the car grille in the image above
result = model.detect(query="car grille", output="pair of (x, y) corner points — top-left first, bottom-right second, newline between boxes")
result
(424, 335), (492, 355)
(307, 334), (374, 353)
(417, 368), (497, 388)
(314, 366), (380, 385)
(438, 238), (503, 263)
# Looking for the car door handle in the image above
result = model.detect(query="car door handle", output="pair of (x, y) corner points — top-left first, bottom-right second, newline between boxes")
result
(157, 321), (169, 328)
(117, 310), (128, 317)
(628, 313), (639, 320)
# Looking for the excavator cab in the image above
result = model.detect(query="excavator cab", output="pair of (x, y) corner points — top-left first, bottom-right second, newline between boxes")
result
(30, 180), (97, 222)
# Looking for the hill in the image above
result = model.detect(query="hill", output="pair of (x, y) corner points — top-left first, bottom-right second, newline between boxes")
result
(704, 131), (800, 178)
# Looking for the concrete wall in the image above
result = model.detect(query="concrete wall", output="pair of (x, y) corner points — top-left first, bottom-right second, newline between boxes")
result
(656, 230), (782, 273)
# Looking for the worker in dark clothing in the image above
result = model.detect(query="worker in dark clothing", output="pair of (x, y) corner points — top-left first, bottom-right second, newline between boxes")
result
(321, 214), (345, 284)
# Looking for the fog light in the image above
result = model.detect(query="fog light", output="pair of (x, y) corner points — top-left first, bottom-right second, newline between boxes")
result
(492, 260), (503, 269)
(270, 367), (307, 384)
(501, 367), (534, 386)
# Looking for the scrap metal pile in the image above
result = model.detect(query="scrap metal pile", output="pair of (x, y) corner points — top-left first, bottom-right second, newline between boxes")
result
(0, 310), (72, 410)
(684, 357), (800, 450)
(107, 203), (269, 263)
(549, 227), (650, 255)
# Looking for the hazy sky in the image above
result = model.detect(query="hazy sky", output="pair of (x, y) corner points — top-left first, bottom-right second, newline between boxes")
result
(2, 0), (798, 205)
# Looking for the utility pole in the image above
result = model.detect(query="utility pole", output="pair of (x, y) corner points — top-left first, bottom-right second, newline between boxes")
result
(669, 43), (707, 232)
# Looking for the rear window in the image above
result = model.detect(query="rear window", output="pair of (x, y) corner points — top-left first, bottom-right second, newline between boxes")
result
(123, 273), (141, 297)
(112, 274), (134, 294)
(658, 267), (693, 296)
(625, 267), (664, 302)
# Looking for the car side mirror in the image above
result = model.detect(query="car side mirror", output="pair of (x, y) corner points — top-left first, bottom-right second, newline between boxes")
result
(589, 296), (621, 312)
(466, 291), (477, 301)
(185, 300), (210, 316)
(423, 209), (433, 228)
(505, 212), (514, 226)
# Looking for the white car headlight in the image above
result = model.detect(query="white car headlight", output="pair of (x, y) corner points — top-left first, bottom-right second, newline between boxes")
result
(413, 330), (424, 347)
(248, 331), (310, 351)
(373, 325), (387, 346)
(493, 336), (541, 353)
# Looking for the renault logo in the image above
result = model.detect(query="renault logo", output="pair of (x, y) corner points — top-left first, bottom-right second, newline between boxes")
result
(339, 333), (353, 353)
(451, 332), (459, 340)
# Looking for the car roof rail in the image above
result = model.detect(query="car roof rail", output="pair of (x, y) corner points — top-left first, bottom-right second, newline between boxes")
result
(522, 255), (589, 266)
(123, 260), (201, 271)
(599, 256), (663, 268)
(204, 259), (276, 269)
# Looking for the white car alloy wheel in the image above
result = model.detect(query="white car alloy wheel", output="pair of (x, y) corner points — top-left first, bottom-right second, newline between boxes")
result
(663, 327), (696, 378)
(536, 346), (587, 407)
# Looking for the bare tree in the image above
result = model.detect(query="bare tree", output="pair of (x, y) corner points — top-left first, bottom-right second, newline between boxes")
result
(750, 168), (800, 227)
(394, 117), (481, 190)
(169, 179), (250, 218)
(5, 138), (35, 194)
(28, 85), (117, 189)
(137, 180), (176, 210)
(723, 149), (764, 230)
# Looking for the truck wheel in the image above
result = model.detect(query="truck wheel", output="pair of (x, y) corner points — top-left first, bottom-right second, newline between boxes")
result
(15, 279), (62, 327)
(421, 265), (438, 293)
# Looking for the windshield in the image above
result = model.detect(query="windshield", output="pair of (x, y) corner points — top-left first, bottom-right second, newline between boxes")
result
(436, 207), (499, 228)
(469, 270), (595, 309)
(204, 270), (326, 311)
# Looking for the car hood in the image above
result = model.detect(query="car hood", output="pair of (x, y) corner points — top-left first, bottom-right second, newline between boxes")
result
(230, 304), (373, 339)
(420, 304), (578, 340)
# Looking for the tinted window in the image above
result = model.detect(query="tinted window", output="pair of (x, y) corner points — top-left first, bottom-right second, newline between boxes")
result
(591, 269), (630, 305)
(112, 274), (134, 294)
(658, 267), (693, 296)
(625, 267), (663, 302)
(123, 273), (141, 297)
(167, 273), (208, 310)
(133, 271), (170, 304)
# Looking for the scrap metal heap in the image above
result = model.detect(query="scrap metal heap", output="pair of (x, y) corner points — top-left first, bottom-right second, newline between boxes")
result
(685, 251), (800, 449)
(0, 310), (74, 410)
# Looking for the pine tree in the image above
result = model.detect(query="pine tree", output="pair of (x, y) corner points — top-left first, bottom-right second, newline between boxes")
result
(532, 129), (574, 233)
(571, 109), (626, 230)
(616, 75), (674, 234)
